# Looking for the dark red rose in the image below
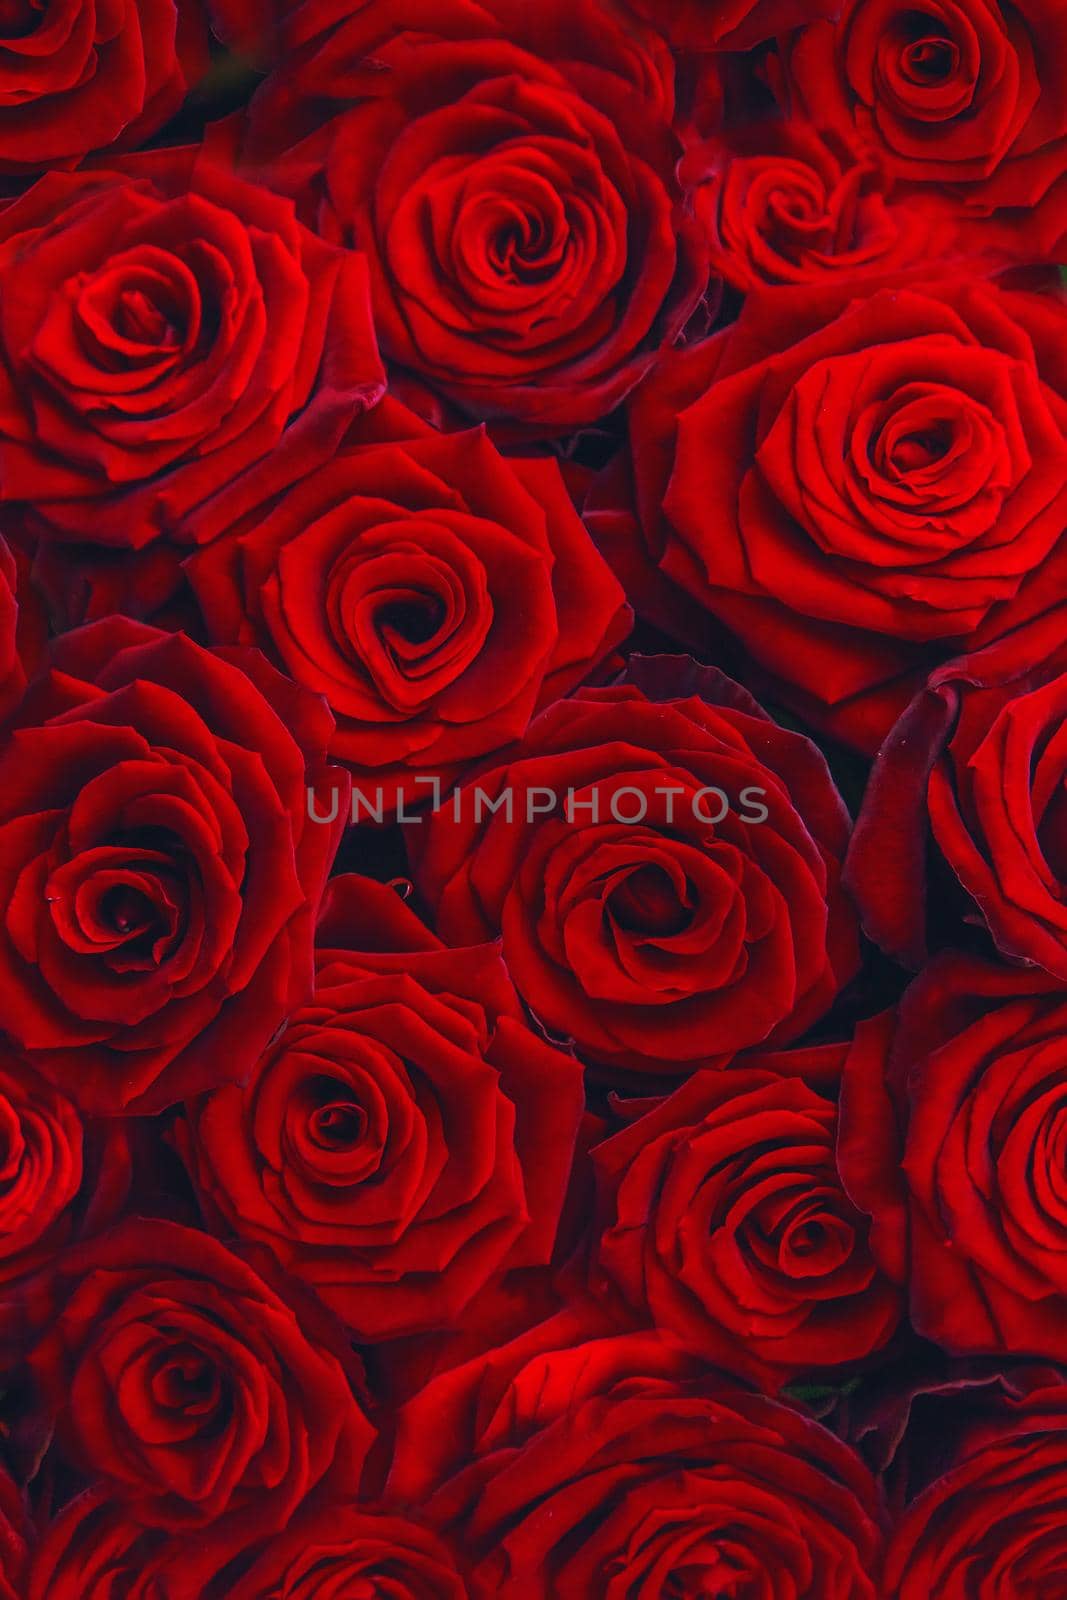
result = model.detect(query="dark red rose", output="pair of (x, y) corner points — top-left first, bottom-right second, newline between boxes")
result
(387, 1324), (886, 1598)
(590, 1065), (902, 1385)
(0, 617), (348, 1115)
(185, 405), (629, 808)
(226, 1502), (469, 1600)
(30, 1490), (469, 1600)
(30, 1221), (375, 1565)
(783, 0), (1067, 231)
(694, 120), (967, 290)
(625, 0), (838, 50)
(0, 0), (206, 175)
(410, 656), (859, 1078)
(883, 1377), (1067, 1596)
(0, 1052), (129, 1285)
(174, 875), (585, 1340)
(0, 1469), (29, 1600)
(0, 142), (384, 549)
(619, 276), (1067, 753)
(253, 0), (709, 430)
(28, 1492), (187, 1600)
(847, 609), (1067, 973)
(838, 958), (1067, 1360)
(0, 536), (31, 724)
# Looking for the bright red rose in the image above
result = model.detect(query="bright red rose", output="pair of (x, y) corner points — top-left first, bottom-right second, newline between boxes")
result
(884, 1377), (1067, 1596)
(185, 405), (629, 808)
(590, 1066), (902, 1385)
(695, 120), (968, 290)
(0, 143), (384, 549)
(838, 958), (1067, 1360)
(784, 0), (1067, 231)
(174, 875), (585, 1340)
(847, 609), (1067, 974)
(30, 1222), (375, 1561)
(410, 657), (859, 1077)
(0, 618), (348, 1115)
(0, 0), (206, 175)
(252, 0), (709, 430)
(387, 1324), (887, 1598)
(619, 276), (1067, 752)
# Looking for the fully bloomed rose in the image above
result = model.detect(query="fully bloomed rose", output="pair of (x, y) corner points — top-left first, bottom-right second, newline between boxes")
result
(29, 1493), (470, 1600)
(30, 1222), (375, 1566)
(783, 0), (1067, 233)
(253, 0), (709, 430)
(0, 0), (206, 175)
(0, 143), (384, 549)
(410, 657), (858, 1077)
(174, 876), (584, 1340)
(386, 1324), (886, 1598)
(0, 617), (348, 1115)
(838, 958), (1067, 1360)
(619, 275), (1067, 752)
(883, 1378), (1067, 1595)
(847, 609), (1067, 974)
(185, 405), (629, 806)
(590, 1065), (902, 1385)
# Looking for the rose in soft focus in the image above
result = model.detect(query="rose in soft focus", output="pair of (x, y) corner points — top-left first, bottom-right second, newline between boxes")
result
(174, 876), (585, 1340)
(254, 0), (709, 430)
(847, 610), (1067, 974)
(624, 0), (838, 50)
(784, 0), (1067, 234)
(386, 1324), (886, 1598)
(838, 958), (1067, 1360)
(590, 1065), (902, 1385)
(0, 0), (205, 174)
(0, 144), (384, 548)
(410, 657), (858, 1077)
(0, 618), (348, 1114)
(618, 276), (1067, 752)
(186, 405), (629, 807)
(883, 1377), (1067, 1595)
(29, 1221), (374, 1574)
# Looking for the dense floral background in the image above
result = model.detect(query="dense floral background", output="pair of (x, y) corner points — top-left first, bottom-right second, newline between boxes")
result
(0, 0), (1066, 1593)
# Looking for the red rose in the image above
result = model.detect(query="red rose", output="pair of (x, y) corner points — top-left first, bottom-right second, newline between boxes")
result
(253, 0), (709, 430)
(410, 657), (859, 1077)
(0, 1053), (129, 1285)
(28, 1493), (185, 1600)
(625, 0), (838, 50)
(590, 1065), (902, 1385)
(847, 609), (1067, 973)
(0, 618), (348, 1114)
(174, 875), (585, 1340)
(226, 1502), (469, 1600)
(784, 0), (1067, 228)
(387, 1324), (886, 1597)
(620, 276), (1067, 752)
(185, 404), (629, 808)
(884, 1377), (1067, 1595)
(0, 0), (206, 175)
(694, 120), (967, 290)
(30, 1222), (375, 1566)
(838, 957), (1067, 1360)
(0, 143), (384, 549)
